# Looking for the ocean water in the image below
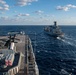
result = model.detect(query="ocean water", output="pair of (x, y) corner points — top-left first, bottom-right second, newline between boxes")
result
(0, 25), (76, 75)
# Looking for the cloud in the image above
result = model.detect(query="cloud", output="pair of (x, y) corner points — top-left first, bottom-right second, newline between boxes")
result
(0, 0), (6, 4)
(0, 12), (5, 14)
(67, 4), (76, 8)
(15, 13), (30, 17)
(0, 0), (9, 11)
(56, 4), (76, 11)
(15, 0), (38, 6)
(56, 6), (69, 11)
(34, 10), (43, 15)
(0, 16), (9, 20)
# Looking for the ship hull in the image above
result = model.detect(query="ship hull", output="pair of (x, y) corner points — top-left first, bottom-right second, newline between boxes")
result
(44, 31), (64, 38)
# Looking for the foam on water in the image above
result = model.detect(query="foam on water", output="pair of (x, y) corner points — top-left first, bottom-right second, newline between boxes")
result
(45, 50), (48, 53)
(60, 69), (69, 75)
(57, 36), (76, 47)
(37, 51), (40, 53)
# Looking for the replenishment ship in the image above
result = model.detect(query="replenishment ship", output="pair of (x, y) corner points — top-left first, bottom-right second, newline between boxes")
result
(0, 31), (39, 75)
(44, 21), (64, 38)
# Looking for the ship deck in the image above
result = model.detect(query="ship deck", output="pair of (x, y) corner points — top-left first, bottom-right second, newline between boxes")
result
(0, 34), (39, 75)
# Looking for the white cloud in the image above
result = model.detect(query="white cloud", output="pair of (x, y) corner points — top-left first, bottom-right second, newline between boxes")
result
(15, 0), (38, 6)
(56, 4), (76, 11)
(4, 7), (9, 10)
(56, 6), (69, 11)
(4, 4), (9, 8)
(1, 16), (9, 20)
(0, 7), (3, 10)
(0, 0), (9, 11)
(0, 0), (6, 4)
(1, 16), (76, 25)
(15, 13), (30, 17)
(34, 10), (43, 15)
(0, 12), (5, 14)
(67, 4), (76, 8)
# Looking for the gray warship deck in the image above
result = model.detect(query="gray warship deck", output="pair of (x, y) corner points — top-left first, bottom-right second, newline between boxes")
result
(0, 34), (39, 75)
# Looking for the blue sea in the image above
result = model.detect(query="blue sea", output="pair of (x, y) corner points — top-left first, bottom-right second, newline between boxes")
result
(0, 25), (76, 75)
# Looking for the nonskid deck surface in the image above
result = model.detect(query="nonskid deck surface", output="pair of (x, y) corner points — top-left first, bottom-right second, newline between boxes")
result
(15, 35), (26, 75)
(0, 35), (26, 75)
(0, 34), (39, 75)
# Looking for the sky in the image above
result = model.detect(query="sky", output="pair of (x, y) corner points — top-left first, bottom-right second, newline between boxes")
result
(0, 0), (76, 25)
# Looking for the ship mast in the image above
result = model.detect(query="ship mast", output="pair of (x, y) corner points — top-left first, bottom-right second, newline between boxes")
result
(54, 21), (57, 27)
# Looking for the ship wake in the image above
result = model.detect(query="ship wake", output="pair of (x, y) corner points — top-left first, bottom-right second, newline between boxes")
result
(57, 35), (76, 47)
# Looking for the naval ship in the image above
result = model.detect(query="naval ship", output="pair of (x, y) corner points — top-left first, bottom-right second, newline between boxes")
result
(44, 21), (64, 38)
(0, 31), (39, 75)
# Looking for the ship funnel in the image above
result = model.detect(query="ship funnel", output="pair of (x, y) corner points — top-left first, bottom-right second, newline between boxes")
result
(54, 21), (57, 26)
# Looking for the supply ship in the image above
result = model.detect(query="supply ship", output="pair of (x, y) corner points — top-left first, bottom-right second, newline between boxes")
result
(44, 21), (64, 38)
(0, 31), (39, 75)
